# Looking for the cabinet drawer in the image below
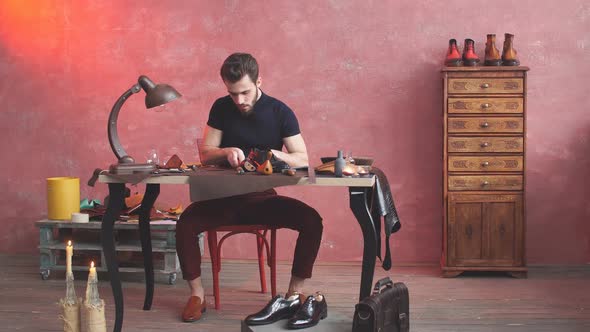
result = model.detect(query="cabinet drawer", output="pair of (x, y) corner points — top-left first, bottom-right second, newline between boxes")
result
(448, 117), (523, 133)
(448, 137), (523, 153)
(448, 175), (523, 191)
(448, 98), (523, 114)
(448, 78), (524, 94)
(448, 156), (523, 172)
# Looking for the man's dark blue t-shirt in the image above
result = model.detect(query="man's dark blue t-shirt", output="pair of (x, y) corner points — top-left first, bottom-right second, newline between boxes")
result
(207, 92), (300, 156)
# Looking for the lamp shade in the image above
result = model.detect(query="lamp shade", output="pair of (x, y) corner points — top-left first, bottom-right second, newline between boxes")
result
(138, 75), (182, 108)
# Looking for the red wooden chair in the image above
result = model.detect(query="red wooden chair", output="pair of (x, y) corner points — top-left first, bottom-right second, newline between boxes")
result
(207, 225), (277, 309)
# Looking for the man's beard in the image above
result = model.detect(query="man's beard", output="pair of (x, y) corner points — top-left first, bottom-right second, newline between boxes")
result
(239, 88), (259, 118)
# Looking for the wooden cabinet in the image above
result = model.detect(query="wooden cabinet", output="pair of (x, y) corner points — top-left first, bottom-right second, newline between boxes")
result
(442, 66), (529, 278)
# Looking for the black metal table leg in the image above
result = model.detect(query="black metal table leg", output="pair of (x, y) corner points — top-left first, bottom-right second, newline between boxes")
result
(101, 183), (126, 332)
(349, 187), (377, 301)
(137, 183), (160, 310)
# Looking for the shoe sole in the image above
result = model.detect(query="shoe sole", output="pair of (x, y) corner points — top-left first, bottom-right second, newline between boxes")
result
(484, 59), (502, 66)
(182, 306), (207, 323)
(463, 59), (480, 66)
(502, 59), (520, 66)
(245, 312), (293, 326)
(445, 59), (463, 67)
(287, 311), (328, 329)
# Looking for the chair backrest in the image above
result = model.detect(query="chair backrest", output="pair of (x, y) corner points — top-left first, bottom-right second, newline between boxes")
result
(211, 224), (274, 233)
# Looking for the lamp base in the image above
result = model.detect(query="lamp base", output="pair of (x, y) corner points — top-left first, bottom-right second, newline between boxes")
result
(109, 163), (157, 175)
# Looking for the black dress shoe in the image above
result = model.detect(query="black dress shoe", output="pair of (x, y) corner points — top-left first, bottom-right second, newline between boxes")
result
(287, 293), (328, 329)
(244, 294), (303, 326)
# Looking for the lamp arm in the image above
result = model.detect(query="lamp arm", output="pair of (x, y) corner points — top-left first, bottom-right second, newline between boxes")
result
(108, 84), (142, 163)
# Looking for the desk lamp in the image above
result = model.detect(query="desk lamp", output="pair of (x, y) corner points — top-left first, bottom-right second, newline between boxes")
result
(107, 75), (181, 174)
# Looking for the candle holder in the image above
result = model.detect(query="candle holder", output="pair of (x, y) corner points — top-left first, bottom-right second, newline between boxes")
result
(59, 272), (81, 332)
(81, 264), (107, 332)
(65, 272), (79, 305)
(84, 273), (101, 307)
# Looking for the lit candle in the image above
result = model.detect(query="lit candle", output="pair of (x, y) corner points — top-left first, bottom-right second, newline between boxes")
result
(66, 240), (73, 274)
(89, 261), (97, 281)
(85, 261), (101, 307)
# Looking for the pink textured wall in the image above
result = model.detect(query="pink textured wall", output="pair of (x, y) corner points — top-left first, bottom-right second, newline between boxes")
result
(0, 1), (588, 265)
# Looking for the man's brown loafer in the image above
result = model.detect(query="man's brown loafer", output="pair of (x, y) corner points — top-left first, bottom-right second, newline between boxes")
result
(182, 296), (207, 322)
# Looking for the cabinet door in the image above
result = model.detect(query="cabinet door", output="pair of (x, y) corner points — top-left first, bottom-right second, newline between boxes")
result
(487, 199), (524, 266)
(448, 193), (523, 267)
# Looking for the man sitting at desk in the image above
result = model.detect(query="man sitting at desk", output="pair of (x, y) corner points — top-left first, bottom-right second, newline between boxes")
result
(176, 52), (327, 329)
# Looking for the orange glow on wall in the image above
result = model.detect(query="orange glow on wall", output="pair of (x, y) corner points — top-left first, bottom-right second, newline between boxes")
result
(0, 0), (64, 59)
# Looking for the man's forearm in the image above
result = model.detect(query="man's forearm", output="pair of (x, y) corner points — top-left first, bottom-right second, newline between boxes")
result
(271, 150), (308, 168)
(201, 146), (245, 168)
(200, 147), (230, 166)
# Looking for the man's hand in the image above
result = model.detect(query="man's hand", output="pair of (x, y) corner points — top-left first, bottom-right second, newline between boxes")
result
(224, 147), (245, 168)
(199, 126), (245, 167)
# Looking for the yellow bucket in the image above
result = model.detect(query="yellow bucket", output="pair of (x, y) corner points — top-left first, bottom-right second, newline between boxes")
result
(47, 177), (80, 220)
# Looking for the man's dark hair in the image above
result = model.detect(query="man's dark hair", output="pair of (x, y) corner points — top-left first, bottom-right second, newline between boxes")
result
(220, 53), (259, 83)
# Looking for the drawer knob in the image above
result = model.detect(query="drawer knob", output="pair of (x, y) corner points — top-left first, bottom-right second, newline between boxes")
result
(481, 161), (490, 167)
(480, 122), (490, 128)
(481, 103), (491, 109)
(481, 142), (489, 148)
(481, 83), (490, 89)
(482, 181), (490, 186)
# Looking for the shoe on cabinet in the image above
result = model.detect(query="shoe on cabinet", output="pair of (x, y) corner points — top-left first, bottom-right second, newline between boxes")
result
(462, 38), (480, 66)
(445, 39), (463, 67)
(502, 33), (520, 66)
(484, 34), (502, 66)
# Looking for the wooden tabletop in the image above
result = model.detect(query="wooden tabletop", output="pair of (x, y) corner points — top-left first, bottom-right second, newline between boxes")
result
(98, 168), (375, 188)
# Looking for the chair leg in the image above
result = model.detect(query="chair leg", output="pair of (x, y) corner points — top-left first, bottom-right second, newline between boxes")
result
(256, 231), (268, 293)
(270, 229), (277, 297)
(207, 231), (221, 310)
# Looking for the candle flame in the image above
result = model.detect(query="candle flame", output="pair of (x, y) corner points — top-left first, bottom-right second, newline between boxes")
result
(91, 261), (94, 268)
(67, 240), (72, 246)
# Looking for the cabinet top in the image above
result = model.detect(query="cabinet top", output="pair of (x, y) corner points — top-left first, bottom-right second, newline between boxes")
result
(442, 66), (530, 72)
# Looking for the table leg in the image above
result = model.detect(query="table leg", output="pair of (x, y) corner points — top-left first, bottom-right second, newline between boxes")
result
(137, 183), (160, 310)
(349, 187), (377, 301)
(102, 183), (126, 332)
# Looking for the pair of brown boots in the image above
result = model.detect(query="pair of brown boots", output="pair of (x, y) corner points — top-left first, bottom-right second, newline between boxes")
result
(445, 33), (519, 67)
(485, 33), (520, 66)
